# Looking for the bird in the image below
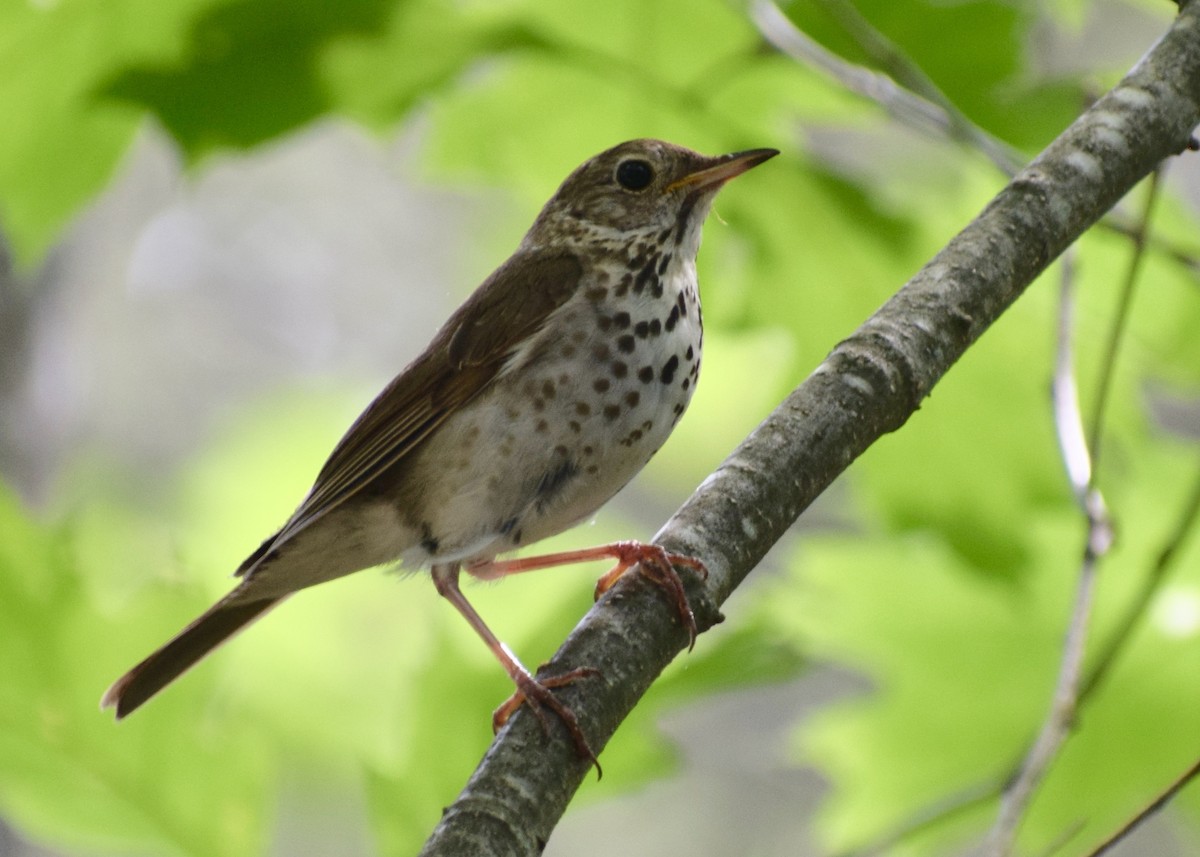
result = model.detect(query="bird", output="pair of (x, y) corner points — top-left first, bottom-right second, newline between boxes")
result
(102, 138), (778, 761)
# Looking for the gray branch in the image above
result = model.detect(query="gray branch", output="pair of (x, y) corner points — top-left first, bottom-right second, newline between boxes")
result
(418, 4), (1200, 854)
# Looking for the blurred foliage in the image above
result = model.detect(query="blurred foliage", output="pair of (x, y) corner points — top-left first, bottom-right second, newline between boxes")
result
(1, 0), (1199, 856)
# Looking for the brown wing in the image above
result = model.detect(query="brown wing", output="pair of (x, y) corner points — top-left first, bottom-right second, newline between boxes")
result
(243, 249), (584, 567)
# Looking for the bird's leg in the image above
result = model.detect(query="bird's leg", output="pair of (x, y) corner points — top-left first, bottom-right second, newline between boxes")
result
(467, 541), (708, 650)
(430, 563), (599, 768)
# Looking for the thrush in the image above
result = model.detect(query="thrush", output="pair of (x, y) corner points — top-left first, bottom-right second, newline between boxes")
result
(102, 139), (778, 762)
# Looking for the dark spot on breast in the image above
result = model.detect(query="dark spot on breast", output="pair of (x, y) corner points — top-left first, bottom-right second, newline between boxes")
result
(582, 445), (594, 456)
(613, 311), (631, 328)
(533, 398), (545, 412)
(625, 391), (640, 407)
(593, 378), (611, 393)
(585, 286), (608, 302)
(665, 305), (680, 332)
(603, 404), (621, 421)
(535, 419), (549, 433)
(657, 253), (671, 275)
(420, 524), (440, 555)
(685, 344), (694, 361)
(675, 195), (698, 243)
(569, 420), (581, 433)
(611, 361), (628, 378)
(617, 334), (636, 353)
(562, 344), (576, 358)
(593, 343), (611, 361)
(682, 378), (690, 391)
(677, 292), (687, 314)
(649, 319), (661, 336)
(615, 273), (632, 297)
(542, 380), (556, 399)
(634, 258), (658, 295)
(597, 316), (612, 332)
(575, 402), (590, 416)
(634, 320), (649, 338)
(638, 366), (654, 383)
(660, 355), (679, 385)
(657, 228), (672, 243)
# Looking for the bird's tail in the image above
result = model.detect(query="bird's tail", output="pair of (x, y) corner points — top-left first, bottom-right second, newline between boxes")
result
(101, 595), (285, 719)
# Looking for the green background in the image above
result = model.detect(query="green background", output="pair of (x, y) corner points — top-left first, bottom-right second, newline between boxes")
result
(1, 0), (1197, 855)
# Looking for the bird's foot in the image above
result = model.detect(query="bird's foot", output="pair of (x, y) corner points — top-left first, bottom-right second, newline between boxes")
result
(591, 541), (708, 651)
(467, 541), (708, 649)
(494, 665), (602, 773)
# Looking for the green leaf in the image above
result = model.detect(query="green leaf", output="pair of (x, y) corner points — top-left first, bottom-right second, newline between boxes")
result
(0, 0), (225, 265)
(779, 0), (1087, 148)
(0, 485), (272, 856)
(778, 440), (1200, 854)
(103, 0), (394, 156)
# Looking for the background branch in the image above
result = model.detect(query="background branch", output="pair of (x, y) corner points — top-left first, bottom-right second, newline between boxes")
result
(751, 0), (1022, 175)
(1080, 459), (1200, 698)
(420, 4), (1200, 854)
(982, 251), (1112, 855)
(1084, 758), (1200, 857)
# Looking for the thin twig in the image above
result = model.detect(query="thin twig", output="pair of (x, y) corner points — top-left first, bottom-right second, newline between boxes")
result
(1080, 459), (1200, 699)
(1104, 214), (1200, 274)
(843, 152), (1180, 857)
(751, 2), (1200, 272)
(749, 0), (1022, 175)
(1054, 252), (1097, 503)
(818, 0), (1023, 175)
(1084, 758), (1200, 857)
(1087, 168), (1164, 470)
(983, 253), (1114, 856)
(836, 783), (996, 857)
(861, 460), (1200, 856)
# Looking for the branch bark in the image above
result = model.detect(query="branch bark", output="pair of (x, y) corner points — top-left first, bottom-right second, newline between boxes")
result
(419, 4), (1200, 854)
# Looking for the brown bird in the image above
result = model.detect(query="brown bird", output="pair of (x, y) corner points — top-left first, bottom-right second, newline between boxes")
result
(102, 139), (778, 760)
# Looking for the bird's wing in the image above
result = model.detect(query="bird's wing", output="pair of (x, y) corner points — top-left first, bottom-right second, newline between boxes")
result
(239, 249), (584, 571)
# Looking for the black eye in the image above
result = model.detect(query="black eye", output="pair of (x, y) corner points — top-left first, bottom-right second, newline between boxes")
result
(615, 159), (654, 191)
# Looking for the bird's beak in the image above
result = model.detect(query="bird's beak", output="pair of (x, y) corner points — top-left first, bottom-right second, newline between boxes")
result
(665, 148), (779, 193)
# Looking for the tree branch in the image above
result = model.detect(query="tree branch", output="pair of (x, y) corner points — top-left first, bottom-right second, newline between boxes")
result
(750, 0), (1022, 176)
(1083, 757), (1200, 857)
(752, 0), (1024, 176)
(418, 4), (1200, 854)
(982, 250), (1110, 854)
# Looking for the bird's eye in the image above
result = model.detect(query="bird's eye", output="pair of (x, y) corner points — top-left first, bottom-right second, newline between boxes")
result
(615, 159), (654, 191)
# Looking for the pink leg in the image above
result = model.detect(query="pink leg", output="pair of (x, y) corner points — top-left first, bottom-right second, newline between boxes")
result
(467, 541), (708, 650)
(431, 563), (599, 768)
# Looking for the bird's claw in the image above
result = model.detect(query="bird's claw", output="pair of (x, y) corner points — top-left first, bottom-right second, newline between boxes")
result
(494, 666), (603, 775)
(592, 542), (707, 650)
